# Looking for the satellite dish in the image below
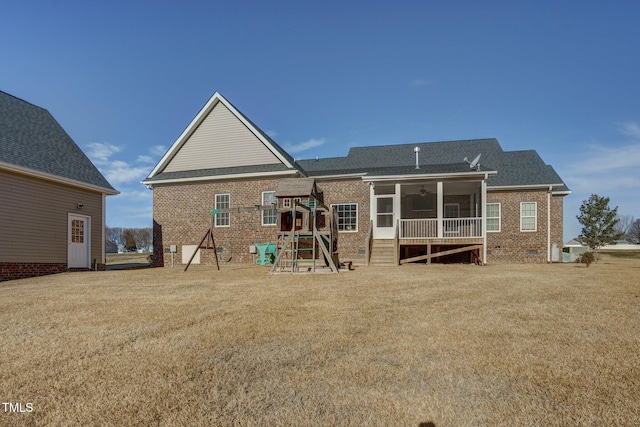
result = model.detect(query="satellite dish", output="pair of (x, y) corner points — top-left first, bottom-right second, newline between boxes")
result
(464, 153), (481, 171)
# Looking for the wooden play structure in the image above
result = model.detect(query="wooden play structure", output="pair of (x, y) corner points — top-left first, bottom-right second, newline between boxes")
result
(182, 177), (340, 273)
(269, 178), (340, 273)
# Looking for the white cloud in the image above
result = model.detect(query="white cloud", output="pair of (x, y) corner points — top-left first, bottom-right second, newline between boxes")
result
(567, 142), (640, 176)
(149, 145), (166, 156)
(284, 138), (326, 154)
(102, 160), (150, 185)
(562, 122), (640, 239)
(85, 142), (122, 164)
(266, 130), (277, 138)
(136, 155), (155, 164)
(411, 78), (435, 87)
(112, 188), (153, 200)
(617, 121), (640, 139)
(564, 122), (640, 185)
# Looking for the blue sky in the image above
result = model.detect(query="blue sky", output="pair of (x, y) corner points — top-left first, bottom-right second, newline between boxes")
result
(2, 1), (639, 241)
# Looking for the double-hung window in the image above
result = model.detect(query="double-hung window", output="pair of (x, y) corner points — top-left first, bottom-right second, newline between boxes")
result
(215, 194), (230, 227)
(262, 191), (277, 226)
(486, 203), (501, 232)
(332, 203), (358, 232)
(520, 202), (537, 231)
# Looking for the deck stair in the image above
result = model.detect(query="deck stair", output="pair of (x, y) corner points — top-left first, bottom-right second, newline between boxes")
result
(369, 239), (397, 266)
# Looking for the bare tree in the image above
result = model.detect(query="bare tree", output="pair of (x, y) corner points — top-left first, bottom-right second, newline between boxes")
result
(106, 226), (124, 247)
(133, 228), (152, 251)
(614, 214), (634, 239)
(627, 218), (640, 244)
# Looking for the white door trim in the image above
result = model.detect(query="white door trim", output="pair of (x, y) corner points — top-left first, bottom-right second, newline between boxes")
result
(68, 213), (91, 269)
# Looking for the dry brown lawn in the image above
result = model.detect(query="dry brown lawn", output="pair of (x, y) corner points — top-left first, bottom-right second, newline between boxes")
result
(1, 257), (639, 426)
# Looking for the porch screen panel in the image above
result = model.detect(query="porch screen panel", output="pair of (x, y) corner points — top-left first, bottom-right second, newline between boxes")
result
(376, 197), (394, 227)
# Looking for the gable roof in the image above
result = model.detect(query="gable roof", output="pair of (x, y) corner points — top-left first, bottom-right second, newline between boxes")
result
(144, 92), (301, 184)
(297, 138), (569, 191)
(0, 91), (117, 194)
(144, 94), (568, 192)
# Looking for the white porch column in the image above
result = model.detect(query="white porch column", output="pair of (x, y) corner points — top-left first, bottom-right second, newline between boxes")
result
(481, 177), (487, 264)
(437, 181), (443, 238)
(369, 182), (375, 227)
(394, 183), (401, 226)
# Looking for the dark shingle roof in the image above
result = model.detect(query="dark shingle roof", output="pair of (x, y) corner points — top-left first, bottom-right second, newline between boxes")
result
(145, 163), (296, 182)
(297, 138), (569, 191)
(0, 91), (116, 192)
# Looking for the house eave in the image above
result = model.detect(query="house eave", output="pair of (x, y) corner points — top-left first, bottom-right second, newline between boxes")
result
(0, 161), (119, 195)
(310, 172), (368, 180)
(488, 184), (567, 191)
(142, 169), (300, 187)
(362, 171), (496, 182)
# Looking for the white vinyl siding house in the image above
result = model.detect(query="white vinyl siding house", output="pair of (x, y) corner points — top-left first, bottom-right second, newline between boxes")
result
(1, 90), (118, 281)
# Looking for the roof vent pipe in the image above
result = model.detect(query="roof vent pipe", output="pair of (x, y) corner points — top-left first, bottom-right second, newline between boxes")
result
(414, 146), (421, 169)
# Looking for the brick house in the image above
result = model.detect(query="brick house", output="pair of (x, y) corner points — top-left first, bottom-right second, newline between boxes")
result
(1, 91), (118, 281)
(143, 92), (570, 267)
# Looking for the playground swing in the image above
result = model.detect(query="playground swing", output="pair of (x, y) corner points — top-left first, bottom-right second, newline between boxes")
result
(183, 205), (278, 272)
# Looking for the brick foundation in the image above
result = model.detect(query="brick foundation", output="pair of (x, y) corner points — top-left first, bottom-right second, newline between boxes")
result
(0, 263), (106, 282)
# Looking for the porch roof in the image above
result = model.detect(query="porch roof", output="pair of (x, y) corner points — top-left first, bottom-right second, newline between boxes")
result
(362, 163), (497, 179)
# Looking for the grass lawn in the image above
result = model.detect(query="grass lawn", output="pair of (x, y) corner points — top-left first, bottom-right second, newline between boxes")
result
(106, 252), (152, 265)
(1, 256), (639, 426)
(599, 250), (640, 259)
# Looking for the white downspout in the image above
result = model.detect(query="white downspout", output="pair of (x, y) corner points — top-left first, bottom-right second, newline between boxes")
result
(482, 176), (487, 265)
(437, 181), (443, 238)
(547, 185), (552, 263)
(102, 193), (106, 269)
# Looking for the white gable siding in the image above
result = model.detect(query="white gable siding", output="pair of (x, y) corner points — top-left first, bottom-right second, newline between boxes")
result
(163, 102), (282, 172)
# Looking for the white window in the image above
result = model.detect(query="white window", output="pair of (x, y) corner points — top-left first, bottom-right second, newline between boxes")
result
(262, 191), (277, 226)
(486, 203), (501, 232)
(521, 202), (537, 231)
(283, 198), (291, 208)
(215, 194), (230, 227)
(332, 203), (358, 232)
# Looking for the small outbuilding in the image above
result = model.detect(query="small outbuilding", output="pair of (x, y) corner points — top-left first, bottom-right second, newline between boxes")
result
(0, 91), (118, 281)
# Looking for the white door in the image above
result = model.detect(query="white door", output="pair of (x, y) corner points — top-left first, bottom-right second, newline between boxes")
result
(68, 214), (90, 268)
(373, 195), (395, 239)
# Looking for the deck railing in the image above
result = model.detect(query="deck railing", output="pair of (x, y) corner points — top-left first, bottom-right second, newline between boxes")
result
(399, 218), (482, 239)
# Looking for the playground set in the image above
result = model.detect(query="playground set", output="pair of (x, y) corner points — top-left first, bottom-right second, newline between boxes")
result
(183, 178), (341, 273)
